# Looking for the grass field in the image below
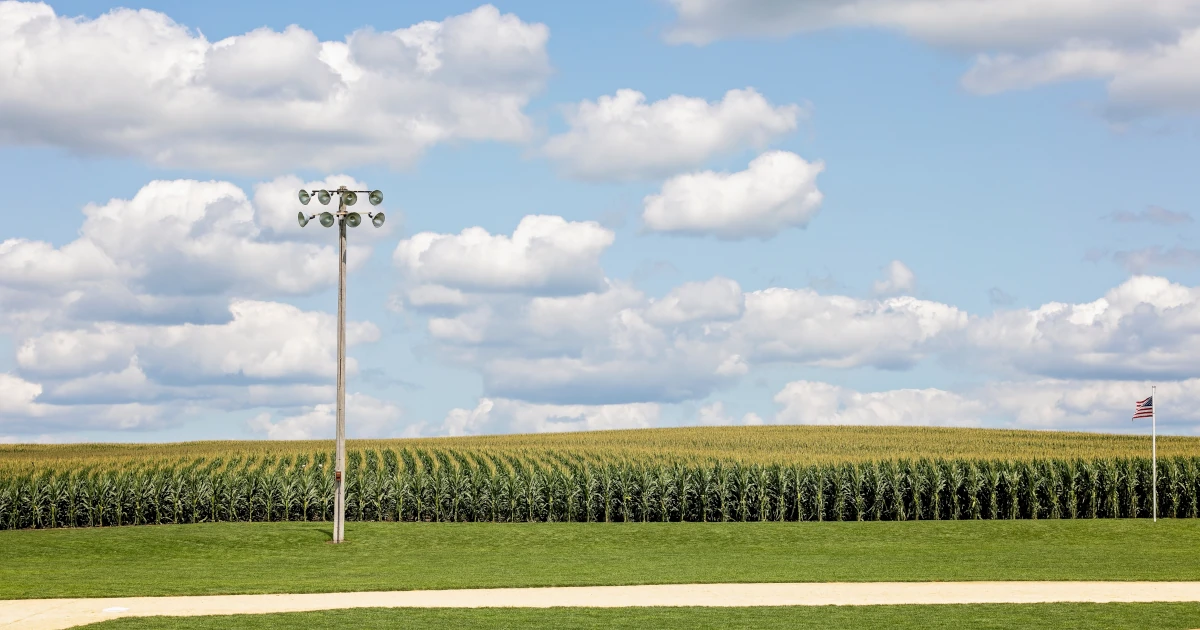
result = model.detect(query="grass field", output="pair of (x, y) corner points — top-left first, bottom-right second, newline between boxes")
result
(2, 425), (1192, 471)
(3, 520), (1200, 599)
(76, 604), (1200, 630)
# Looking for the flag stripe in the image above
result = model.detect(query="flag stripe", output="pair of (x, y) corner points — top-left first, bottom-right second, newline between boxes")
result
(1133, 395), (1154, 421)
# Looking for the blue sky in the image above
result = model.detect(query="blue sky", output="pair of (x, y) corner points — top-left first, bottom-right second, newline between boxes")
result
(2, 0), (1200, 442)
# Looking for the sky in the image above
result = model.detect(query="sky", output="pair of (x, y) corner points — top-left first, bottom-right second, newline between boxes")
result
(2, 0), (1200, 442)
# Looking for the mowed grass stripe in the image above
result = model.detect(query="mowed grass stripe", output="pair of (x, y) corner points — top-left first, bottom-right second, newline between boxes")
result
(76, 604), (1200, 630)
(4, 520), (1200, 599)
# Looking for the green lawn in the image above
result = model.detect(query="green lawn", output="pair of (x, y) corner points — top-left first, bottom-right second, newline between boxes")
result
(80, 604), (1200, 630)
(4, 520), (1200, 599)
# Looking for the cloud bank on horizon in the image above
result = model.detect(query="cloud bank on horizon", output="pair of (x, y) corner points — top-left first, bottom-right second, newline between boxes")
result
(1, 0), (1199, 442)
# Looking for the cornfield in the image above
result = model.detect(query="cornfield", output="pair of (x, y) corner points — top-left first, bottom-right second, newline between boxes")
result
(7, 426), (1200, 470)
(4, 448), (1199, 529)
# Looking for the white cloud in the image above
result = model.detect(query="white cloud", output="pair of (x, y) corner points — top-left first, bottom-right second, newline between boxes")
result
(697, 401), (764, 426)
(1106, 29), (1200, 116)
(642, 151), (824, 239)
(543, 88), (803, 180)
(958, 28), (1200, 117)
(407, 264), (967, 403)
(16, 300), (379, 384)
(393, 236), (1200, 411)
(0, 372), (45, 416)
(482, 352), (738, 405)
(0, 176), (377, 339)
(394, 215), (614, 295)
(248, 393), (402, 440)
(666, 0), (1200, 49)
(773, 380), (984, 426)
(737, 288), (966, 369)
(0, 370), (168, 432)
(440, 397), (659, 435)
(646, 277), (744, 325)
(665, 0), (1200, 117)
(0, 175), (388, 436)
(766, 377), (1200, 433)
(872, 260), (916, 296)
(960, 42), (1136, 94)
(963, 275), (1200, 381)
(981, 378), (1199, 430)
(0, 3), (549, 172)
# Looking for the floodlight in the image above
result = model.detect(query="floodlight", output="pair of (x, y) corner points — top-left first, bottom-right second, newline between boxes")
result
(371, 212), (386, 228)
(319, 212), (336, 228)
(346, 212), (362, 228)
(317, 190), (331, 205)
(298, 190), (311, 205)
(297, 211), (309, 227)
(343, 191), (358, 206)
(368, 190), (383, 206)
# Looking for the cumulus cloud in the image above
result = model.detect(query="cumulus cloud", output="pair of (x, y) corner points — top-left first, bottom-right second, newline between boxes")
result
(963, 275), (1200, 380)
(646, 277), (744, 326)
(664, 0), (1200, 117)
(737, 288), (966, 369)
(772, 380), (984, 426)
(543, 88), (803, 180)
(404, 260), (967, 403)
(0, 176), (377, 338)
(441, 397), (659, 435)
(0, 372), (46, 417)
(394, 215), (614, 296)
(386, 220), (1200, 412)
(0, 371), (168, 433)
(248, 393), (402, 440)
(0, 175), (387, 437)
(642, 151), (824, 239)
(697, 401), (765, 426)
(872, 260), (916, 296)
(980, 378), (1200, 430)
(766, 377), (1200, 432)
(959, 32), (1200, 117)
(16, 300), (378, 384)
(0, 3), (549, 172)
(431, 376), (1200, 436)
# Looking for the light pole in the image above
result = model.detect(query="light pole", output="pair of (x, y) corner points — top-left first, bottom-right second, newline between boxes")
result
(298, 185), (385, 544)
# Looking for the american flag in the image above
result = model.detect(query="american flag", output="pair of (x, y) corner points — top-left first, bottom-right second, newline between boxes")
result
(1133, 396), (1154, 420)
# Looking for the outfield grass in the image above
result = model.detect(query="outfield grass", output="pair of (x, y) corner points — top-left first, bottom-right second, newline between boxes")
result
(4, 520), (1200, 599)
(79, 604), (1200, 630)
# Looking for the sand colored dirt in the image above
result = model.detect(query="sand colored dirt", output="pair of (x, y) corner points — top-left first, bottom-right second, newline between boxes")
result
(4, 582), (1200, 629)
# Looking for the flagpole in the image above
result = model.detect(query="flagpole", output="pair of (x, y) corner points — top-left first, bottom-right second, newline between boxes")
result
(1152, 384), (1157, 523)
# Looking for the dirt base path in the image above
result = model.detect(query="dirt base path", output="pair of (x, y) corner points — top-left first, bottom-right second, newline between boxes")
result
(5, 582), (1200, 629)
